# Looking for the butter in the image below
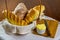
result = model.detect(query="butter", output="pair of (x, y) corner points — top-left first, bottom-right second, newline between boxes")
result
(36, 24), (46, 30)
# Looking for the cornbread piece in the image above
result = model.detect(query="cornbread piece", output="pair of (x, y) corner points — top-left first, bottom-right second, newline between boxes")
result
(25, 9), (39, 23)
(25, 5), (45, 24)
(33, 5), (45, 13)
(3, 5), (45, 26)
(3, 10), (28, 26)
(2, 10), (7, 18)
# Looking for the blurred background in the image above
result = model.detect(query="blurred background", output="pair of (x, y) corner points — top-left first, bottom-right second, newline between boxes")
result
(0, 0), (60, 21)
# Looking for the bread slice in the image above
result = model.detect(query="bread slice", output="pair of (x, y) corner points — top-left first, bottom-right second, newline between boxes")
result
(33, 5), (45, 13)
(3, 5), (45, 26)
(25, 5), (45, 24)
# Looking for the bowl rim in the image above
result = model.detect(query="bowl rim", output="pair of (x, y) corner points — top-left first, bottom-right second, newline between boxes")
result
(3, 19), (35, 27)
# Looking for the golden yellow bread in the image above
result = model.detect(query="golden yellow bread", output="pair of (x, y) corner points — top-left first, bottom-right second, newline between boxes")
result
(2, 10), (8, 18)
(25, 5), (45, 24)
(33, 5), (45, 13)
(25, 9), (39, 23)
(3, 10), (28, 26)
(3, 5), (45, 26)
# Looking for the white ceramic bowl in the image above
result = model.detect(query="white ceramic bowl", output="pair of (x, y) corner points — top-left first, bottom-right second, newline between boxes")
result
(2, 19), (36, 34)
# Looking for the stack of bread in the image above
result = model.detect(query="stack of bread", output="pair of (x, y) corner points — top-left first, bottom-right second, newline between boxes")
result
(3, 3), (45, 26)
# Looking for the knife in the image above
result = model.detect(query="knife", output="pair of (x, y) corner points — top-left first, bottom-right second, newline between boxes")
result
(44, 20), (51, 36)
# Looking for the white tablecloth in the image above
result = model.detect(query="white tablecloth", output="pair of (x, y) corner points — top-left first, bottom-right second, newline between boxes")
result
(0, 16), (60, 40)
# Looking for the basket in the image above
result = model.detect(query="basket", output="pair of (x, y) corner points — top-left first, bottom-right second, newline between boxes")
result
(2, 0), (43, 34)
(2, 19), (36, 34)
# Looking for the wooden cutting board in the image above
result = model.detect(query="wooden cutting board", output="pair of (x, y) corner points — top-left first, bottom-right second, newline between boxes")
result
(32, 19), (58, 38)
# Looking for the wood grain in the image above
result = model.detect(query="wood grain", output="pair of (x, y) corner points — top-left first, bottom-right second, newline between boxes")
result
(0, 0), (60, 21)
(42, 0), (60, 21)
(0, 0), (6, 21)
